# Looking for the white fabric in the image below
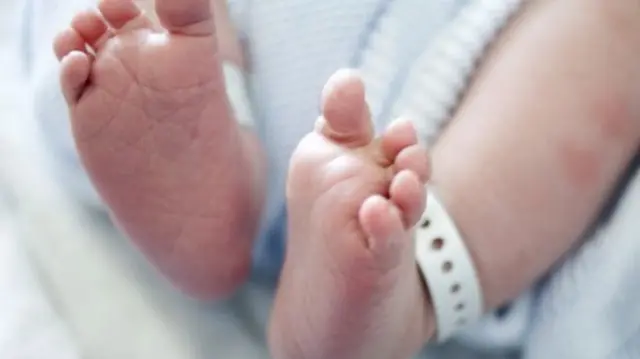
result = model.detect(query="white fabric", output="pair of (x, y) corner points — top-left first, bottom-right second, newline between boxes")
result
(0, 0), (81, 356)
(0, 206), (81, 359)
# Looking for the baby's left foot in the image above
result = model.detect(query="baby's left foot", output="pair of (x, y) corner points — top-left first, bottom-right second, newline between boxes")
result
(269, 70), (434, 359)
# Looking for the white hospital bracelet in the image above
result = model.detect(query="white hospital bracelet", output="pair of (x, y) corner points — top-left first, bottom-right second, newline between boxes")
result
(415, 188), (483, 342)
(223, 62), (256, 128)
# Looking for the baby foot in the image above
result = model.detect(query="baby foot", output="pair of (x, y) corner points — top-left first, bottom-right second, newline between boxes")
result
(269, 70), (435, 359)
(53, 0), (259, 298)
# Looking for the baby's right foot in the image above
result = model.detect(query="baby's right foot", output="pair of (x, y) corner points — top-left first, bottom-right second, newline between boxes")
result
(270, 71), (433, 359)
(53, 0), (260, 298)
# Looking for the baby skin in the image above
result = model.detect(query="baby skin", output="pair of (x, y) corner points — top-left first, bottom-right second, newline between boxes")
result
(53, 0), (262, 298)
(269, 71), (434, 359)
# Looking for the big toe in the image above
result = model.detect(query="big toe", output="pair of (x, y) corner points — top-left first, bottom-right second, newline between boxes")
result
(317, 69), (374, 148)
(155, 0), (214, 35)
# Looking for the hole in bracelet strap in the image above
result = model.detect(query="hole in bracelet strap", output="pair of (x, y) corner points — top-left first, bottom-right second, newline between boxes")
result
(451, 283), (461, 294)
(431, 237), (444, 250)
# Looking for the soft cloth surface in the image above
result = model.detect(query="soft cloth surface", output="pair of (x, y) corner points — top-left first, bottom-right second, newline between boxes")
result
(0, 1), (81, 357)
(0, 214), (80, 359)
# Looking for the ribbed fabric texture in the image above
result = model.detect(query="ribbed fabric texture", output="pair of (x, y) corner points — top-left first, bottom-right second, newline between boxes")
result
(391, 0), (523, 146)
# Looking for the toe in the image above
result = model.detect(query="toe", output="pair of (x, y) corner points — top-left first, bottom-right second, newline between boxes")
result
(71, 10), (110, 51)
(99, 0), (150, 31)
(394, 144), (431, 183)
(53, 28), (86, 61)
(359, 195), (405, 264)
(389, 170), (426, 228)
(60, 51), (92, 105)
(381, 118), (419, 163)
(155, 0), (215, 35)
(317, 69), (374, 148)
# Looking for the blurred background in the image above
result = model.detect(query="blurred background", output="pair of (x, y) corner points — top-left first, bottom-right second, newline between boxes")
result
(0, 0), (81, 357)
(0, 0), (82, 357)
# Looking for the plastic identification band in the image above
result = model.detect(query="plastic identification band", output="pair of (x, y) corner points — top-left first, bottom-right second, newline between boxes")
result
(415, 188), (483, 342)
